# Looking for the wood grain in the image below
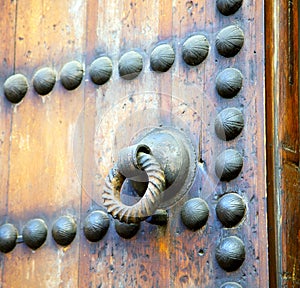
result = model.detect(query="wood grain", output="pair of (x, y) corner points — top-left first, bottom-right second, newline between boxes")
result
(169, 1), (268, 287)
(2, 1), (86, 287)
(79, 1), (172, 287)
(266, 0), (300, 287)
(0, 0), (17, 285)
(0, 1), (271, 287)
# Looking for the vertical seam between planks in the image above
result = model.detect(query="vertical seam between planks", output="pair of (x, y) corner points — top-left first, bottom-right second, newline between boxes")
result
(273, 1), (282, 286)
(77, 0), (90, 286)
(7, 0), (18, 217)
(2, 0), (18, 286)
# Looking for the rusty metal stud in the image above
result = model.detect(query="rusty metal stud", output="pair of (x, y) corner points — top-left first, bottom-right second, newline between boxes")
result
(216, 25), (244, 58)
(52, 216), (77, 246)
(215, 149), (243, 181)
(22, 219), (48, 250)
(83, 211), (110, 242)
(215, 236), (245, 271)
(216, 68), (243, 99)
(0, 223), (18, 253)
(4, 74), (28, 104)
(216, 193), (246, 227)
(214, 108), (244, 140)
(60, 61), (84, 90)
(181, 198), (209, 230)
(182, 35), (210, 66)
(89, 56), (113, 85)
(150, 44), (175, 72)
(118, 51), (143, 80)
(33, 67), (56, 95)
(217, 0), (243, 16)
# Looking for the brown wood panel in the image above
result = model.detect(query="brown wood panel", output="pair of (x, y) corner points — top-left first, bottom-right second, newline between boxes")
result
(77, 0), (268, 287)
(169, 2), (209, 287)
(169, 0), (268, 287)
(0, 0), (17, 285)
(2, 1), (86, 287)
(266, 0), (300, 287)
(78, 1), (173, 287)
(281, 163), (300, 287)
(0, 1), (269, 287)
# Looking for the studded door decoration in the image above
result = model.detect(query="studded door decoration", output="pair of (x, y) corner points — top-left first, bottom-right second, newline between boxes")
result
(0, 1), (268, 287)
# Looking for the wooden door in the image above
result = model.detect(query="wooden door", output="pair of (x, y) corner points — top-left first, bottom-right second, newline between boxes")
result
(0, 1), (270, 287)
(266, 0), (300, 287)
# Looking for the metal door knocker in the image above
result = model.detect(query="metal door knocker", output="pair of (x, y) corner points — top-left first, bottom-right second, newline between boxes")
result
(102, 127), (197, 223)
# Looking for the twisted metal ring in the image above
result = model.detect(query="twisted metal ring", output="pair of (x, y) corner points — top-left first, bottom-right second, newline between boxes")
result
(102, 152), (166, 223)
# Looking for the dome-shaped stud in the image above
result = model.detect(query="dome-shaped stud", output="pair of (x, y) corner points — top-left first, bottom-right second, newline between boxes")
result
(22, 219), (48, 250)
(114, 220), (140, 239)
(33, 67), (56, 95)
(182, 35), (210, 66)
(215, 236), (246, 271)
(215, 149), (243, 181)
(150, 44), (175, 72)
(89, 56), (113, 85)
(118, 51), (143, 80)
(220, 282), (243, 288)
(60, 60), (84, 90)
(3, 74), (28, 104)
(216, 25), (244, 58)
(216, 193), (246, 227)
(181, 198), (209, 230)
(214, 108), (244, 141)
(0, 223), (18, 253)
(216, 68), (243, 98)
(83, 211), (110, 242)
(216, 0), (243, 16)
(52, 216), (77, 246)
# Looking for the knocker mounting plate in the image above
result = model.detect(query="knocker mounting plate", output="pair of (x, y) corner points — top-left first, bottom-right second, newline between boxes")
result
(102, 127), (197, 223)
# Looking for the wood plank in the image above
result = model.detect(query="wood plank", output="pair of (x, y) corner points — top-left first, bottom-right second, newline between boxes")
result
(2, 1), (86, 287)
(78, 1), (173, 287)
(0, 0), (17, 285)
(281, 163), (300, 287)
(266, 0), (300, 287)
(170, 0), (268, 287)
(170, 2), (209, 287)
(0, 1), (270, 287)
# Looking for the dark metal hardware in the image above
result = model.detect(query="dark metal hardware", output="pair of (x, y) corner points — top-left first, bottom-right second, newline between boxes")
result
(102, 127), (197, 224)
(52, 216), (77, 246)
(181, 198), (209, 230)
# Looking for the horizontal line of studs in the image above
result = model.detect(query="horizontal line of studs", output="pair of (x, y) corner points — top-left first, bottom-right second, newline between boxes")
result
(2, 24), (244, 104)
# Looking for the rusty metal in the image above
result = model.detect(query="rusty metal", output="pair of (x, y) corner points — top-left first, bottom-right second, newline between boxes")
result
(102, 127), (197, 224)
(83, 211), (110, 242)
(0, 223), (18, 253)
(103, 151), (166, 223)
(145, 209), (168, 226)
(181, 198), (209, 230)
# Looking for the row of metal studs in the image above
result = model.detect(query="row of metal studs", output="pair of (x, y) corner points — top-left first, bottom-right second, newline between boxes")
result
(1, 0), (245, 286)
(214, 1), (246, 287)
(2, 24), (244, 104)
(0, 211), (112, 253)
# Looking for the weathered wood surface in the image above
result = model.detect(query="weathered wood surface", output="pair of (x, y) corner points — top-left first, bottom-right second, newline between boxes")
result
(1, 1), (86, 287)
(0, 1), (268, 287)
(0, 1), (16, 286)
(266, 0), (300, 287)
